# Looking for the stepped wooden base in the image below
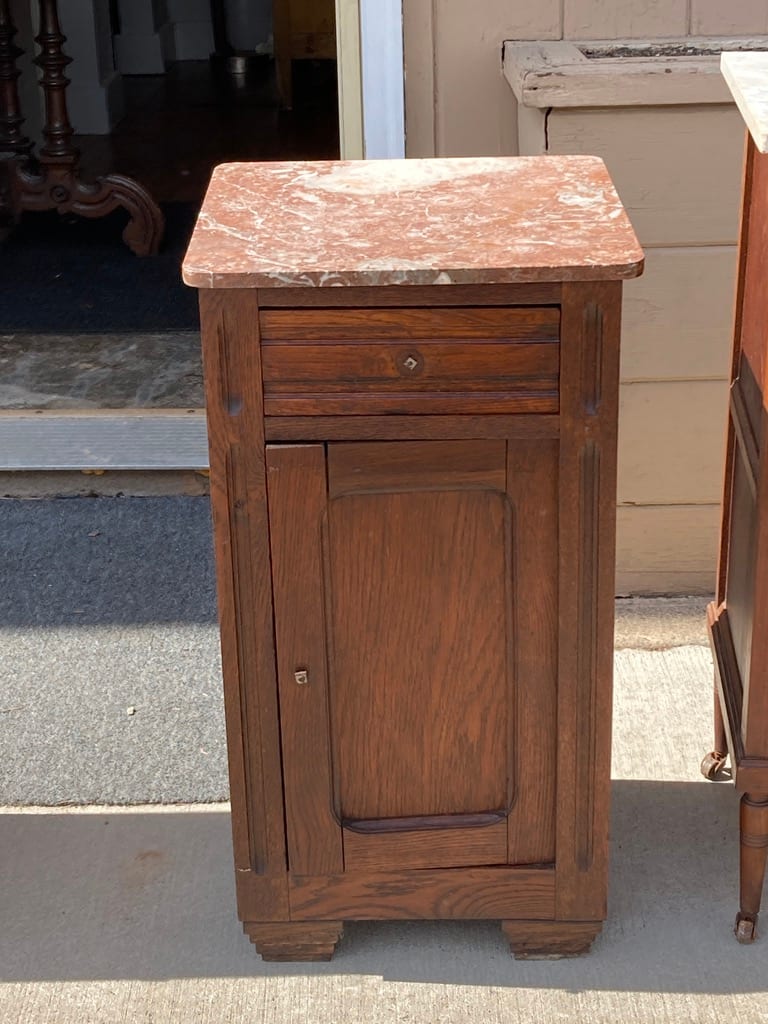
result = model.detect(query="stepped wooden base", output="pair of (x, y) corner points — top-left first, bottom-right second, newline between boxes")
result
(501, 920), (602, 959)
(244, 921), (344, 961)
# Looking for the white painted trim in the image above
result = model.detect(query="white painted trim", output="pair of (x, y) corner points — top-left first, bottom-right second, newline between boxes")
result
(359, 0), (405, 158)
(335, 0), (364, 159)
(503, 37), (765, 109)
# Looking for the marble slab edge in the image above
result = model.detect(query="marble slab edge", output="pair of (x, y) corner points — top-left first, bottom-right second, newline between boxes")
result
(721, 51), (768, 154)
(182, 262), (644, 290)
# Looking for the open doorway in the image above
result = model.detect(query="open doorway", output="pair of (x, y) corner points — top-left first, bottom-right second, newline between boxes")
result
(0, 0), (340, 463)
(79, 0), (340, 208)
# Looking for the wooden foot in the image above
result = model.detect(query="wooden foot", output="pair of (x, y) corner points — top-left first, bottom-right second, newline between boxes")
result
(501, 920), (602, 959)
(735, 793), (768, 944)
(243, 921), (344, 961)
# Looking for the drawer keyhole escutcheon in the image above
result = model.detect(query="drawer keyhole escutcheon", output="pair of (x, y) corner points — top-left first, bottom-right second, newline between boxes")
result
(295, 669), (309, 686)
(397, 350), (423, 376)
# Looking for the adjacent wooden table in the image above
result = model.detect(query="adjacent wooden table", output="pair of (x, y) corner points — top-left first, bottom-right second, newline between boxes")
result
(701, 52), (768, 944)
(182, 156), (643, 960)
(0, 0), (163, 255)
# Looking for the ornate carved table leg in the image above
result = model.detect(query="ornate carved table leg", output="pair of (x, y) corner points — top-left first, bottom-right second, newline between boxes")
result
(6, 0), (164, 255)
(701, 680), (729, 780)
(735, 793), (768, 943)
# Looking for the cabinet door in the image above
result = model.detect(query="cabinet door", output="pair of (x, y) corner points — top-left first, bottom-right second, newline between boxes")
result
(266, 439), (557, 875)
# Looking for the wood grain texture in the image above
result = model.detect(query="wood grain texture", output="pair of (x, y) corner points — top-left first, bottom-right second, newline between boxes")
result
(502, 919), (602, 959)
(243, 921), (343, 962)
(737, 138), (768, 405)
(505, 439), (558, 865)
(725, 445), (757, 700)
(266, 444), (343, 876)
(717, 131), (754, 605)
(288, 867), (555, 920)
(199, 290), (288, 910)
(263, 392), (558, 416)
(343, 819), (508, 871)
(235, 873), (292, 924)
(262, 305), (559, 416)
(325, 441), (511, 821)
(731, 372), (760, 495)
(256, 283), (562, 308)
(265, 414), (560, 442)
(327, 439), (507, 496)
(709, 602), (744, 784)
(260, 305), (560, 340)
(734, 146), (768, 755)
(556, 280), (622, 922)
(263, 343), (558, 385)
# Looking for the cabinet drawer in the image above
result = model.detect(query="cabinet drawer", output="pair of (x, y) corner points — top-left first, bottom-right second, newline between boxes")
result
(260, 306), (560, 415)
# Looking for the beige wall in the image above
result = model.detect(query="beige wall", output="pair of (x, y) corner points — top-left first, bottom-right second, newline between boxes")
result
(403, 0), (768, 159)
(402, 1), (767, 593)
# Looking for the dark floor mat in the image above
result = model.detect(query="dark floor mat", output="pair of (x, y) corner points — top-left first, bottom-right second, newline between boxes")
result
(0, 202), (200, 333)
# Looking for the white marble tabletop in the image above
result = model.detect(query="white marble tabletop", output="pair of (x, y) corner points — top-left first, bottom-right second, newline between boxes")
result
(182, 156), (643, 289)
(721, 51), (768, 153)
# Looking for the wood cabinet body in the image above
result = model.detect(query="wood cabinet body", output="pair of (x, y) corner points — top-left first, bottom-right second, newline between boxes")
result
(184, 157), (643, 960)
(706, 130), (768, 944)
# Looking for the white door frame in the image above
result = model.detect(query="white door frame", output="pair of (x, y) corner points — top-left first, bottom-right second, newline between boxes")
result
(335, 0), (405, 159)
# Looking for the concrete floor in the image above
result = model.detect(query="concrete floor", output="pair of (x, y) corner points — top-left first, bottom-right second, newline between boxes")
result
(1, 497), (764, 1023)
(3, 645), (764, 1023)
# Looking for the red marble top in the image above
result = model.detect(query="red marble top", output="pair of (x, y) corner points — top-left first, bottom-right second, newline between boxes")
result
(182, 156), (643, 289)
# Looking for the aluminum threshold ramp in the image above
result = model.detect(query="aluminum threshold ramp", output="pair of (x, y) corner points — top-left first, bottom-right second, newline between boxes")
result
(0, 410), (210, 471)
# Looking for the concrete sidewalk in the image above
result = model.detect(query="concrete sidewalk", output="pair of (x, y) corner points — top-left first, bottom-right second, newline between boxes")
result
(1, 496), (764, 1023)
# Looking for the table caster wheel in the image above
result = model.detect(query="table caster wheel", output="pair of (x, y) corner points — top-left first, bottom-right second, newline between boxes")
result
(701, 750), (727, 780)
(735, 913), (758, 944)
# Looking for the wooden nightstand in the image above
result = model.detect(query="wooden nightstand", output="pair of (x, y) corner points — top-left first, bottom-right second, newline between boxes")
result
(183, 156), (643, 960)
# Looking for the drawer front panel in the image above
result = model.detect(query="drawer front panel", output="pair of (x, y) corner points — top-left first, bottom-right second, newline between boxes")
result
(260, 306), (560, 415)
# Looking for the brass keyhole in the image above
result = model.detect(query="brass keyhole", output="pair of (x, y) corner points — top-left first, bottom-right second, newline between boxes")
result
(397, 350), (423, 376)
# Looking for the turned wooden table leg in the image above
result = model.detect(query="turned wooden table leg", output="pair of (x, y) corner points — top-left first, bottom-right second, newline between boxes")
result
(243, 921), (344, 961)
(0, 0), (32, 156)
(4, 0), (164, 255)
(0, 0), (31, 230)
(701, 680), (728, 780)
(735, 792), (768, 943)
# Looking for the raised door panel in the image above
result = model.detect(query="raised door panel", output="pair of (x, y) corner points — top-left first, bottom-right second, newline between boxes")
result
(268, 439), (557, 876)
(326, 440), (511, 871)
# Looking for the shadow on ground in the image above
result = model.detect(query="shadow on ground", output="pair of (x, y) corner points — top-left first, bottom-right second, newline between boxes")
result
(0, 781), (758, 991)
